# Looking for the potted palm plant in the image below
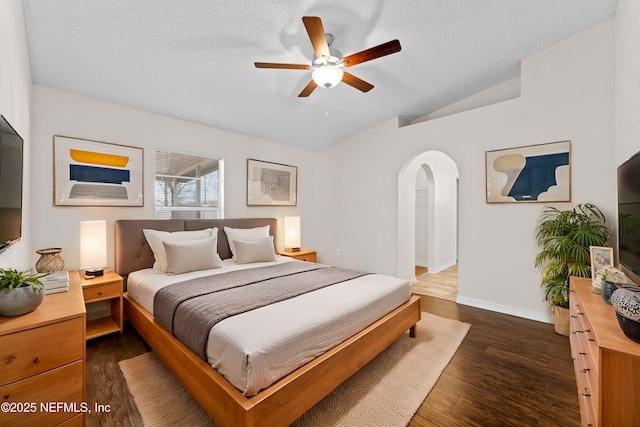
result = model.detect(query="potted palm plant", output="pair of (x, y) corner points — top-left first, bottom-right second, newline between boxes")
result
(535, 203), (611, 335)
(0, 268), (45, 316)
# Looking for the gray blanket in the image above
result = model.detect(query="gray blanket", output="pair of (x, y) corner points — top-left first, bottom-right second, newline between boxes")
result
(154, 261), (369, 359)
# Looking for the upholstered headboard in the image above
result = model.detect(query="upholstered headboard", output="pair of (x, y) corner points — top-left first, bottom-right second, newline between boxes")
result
(114, 218), (277, 277)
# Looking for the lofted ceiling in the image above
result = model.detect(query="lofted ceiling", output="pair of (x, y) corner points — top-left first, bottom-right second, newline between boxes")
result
(21, 0), (619, 151)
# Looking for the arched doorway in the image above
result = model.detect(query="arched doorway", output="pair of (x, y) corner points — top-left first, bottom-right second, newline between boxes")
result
(398, 151), (459, 284)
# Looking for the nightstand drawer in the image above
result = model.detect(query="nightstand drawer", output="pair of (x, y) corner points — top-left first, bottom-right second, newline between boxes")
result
(294, 253), (317, 262)
(83, 281), (120, 302)
(0, 317), (84, 385)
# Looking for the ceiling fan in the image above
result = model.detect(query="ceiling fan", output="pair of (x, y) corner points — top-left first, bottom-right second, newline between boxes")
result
(255, 16), (401, 97)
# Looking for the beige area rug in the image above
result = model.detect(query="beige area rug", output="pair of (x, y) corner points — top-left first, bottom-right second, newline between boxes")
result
(118, 312), (470, 427)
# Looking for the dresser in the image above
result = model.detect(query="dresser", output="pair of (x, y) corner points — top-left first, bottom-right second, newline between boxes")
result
(569, 276), (640, 426)
(0, 274), (86, 426)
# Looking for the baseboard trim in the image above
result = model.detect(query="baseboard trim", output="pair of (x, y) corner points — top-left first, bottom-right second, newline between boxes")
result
(455, 295), (553, 324)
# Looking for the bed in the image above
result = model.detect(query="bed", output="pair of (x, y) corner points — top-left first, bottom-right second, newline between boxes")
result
(115, 218), (421, 427)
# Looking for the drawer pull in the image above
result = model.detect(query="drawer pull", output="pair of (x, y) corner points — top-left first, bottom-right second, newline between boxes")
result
(582, 392), (591, 397)
(571, 315), (578, 319)
(33, 357), (41, 364)
(3, 394), (9, 400)
(579, 352), (587, 355)
(98, 291), (103, 296)
(580, 368), (590, 373)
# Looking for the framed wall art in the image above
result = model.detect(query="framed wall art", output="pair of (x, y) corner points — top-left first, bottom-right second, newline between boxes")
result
(247, 159), (297, 206)
(486, 140), (571, 203)
(54, 135), (144, 206)
(590, 246), (614, 289)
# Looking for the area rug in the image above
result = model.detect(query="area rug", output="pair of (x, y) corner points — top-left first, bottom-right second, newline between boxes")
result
(118, 312), (470, 427)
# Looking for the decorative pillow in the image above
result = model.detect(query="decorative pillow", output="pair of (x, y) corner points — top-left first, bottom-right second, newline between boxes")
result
(163, 236), (223, 274)
(143, 228), (216, 272)
(233, 236), (277, 264)
(223, 225), (270, 259)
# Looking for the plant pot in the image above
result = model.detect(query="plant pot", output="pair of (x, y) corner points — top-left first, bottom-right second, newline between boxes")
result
(553, 305), (570, 337)
(0, 287), (44, 316)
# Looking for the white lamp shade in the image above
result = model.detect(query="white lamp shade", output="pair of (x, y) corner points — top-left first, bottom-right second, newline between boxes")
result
(284, 216), (301, 251)
(80, 220), (107, 270)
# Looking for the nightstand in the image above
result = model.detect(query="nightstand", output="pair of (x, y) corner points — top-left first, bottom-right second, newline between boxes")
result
(278, 249), (317, 262)
(76, 271), (123, 340)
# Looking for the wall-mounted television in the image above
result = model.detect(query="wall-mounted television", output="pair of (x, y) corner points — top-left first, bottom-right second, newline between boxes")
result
(618, 150), (640, 286)
(0, 115), (24, 254)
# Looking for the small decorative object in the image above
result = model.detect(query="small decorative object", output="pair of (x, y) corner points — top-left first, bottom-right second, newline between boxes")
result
(600, 266), (627, 304)
(589, 246), (614, 294)
(0, 268), (45, 316)
(35, 247), (65, 273)
(610, 288), (640, 343)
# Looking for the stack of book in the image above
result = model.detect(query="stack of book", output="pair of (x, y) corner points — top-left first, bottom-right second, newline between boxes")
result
(40, 270), (69, 294)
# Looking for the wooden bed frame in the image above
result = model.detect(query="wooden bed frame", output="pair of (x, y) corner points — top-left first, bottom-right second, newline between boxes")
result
(115, 218), (421, 427)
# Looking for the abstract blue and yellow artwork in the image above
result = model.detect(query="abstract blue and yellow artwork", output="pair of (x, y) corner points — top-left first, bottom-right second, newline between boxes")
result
(486, 141), (570, 203)
(54, 136), (143, 206)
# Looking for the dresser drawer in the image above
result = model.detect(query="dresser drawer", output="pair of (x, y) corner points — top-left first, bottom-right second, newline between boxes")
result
(83, 281), (120, 302)
(0, 317), (84, 385)
(0, 360), (84, 427)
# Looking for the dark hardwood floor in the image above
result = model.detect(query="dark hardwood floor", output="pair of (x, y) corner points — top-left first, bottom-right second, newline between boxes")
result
(86, 296), (580, 426)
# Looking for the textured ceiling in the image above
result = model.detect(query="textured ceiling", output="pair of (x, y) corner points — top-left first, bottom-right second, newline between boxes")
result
(21, 0), (619, 151)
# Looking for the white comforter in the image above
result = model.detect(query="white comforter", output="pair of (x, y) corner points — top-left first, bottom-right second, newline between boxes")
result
(127, 257), (411, 396)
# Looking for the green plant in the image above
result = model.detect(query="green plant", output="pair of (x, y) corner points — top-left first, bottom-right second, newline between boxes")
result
(535, 203), (611, 308)
(601, 265), (626, 284)
(0, 268), (44, 292)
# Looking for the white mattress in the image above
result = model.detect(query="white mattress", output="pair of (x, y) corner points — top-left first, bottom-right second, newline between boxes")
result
(127, 257), (411, 396)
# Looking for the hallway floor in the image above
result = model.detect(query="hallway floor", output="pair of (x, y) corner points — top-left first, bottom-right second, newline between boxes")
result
(411, 264), (458, 301)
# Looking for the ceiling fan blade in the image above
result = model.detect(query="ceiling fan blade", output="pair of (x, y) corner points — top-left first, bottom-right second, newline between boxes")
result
(342, 72), (374, 92)
(254, 62), (310, 70)
(298, 80), (318, 97)
(342, 39), (401, 67)
(302, 16), (330, 60)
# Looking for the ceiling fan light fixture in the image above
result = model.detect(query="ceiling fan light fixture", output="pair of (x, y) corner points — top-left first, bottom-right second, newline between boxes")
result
(312, 65), (344, 88)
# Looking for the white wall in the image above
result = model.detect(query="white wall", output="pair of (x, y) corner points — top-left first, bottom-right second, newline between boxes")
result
(615, 0), (640, 165)
(316, 18), (616, 323)
(414, 167), (429, 267)
(30, 86), (321, 272)
(0, 0), (33, 270)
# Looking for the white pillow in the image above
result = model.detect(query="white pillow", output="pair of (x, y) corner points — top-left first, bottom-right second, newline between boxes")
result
(143, 228), (216, 272)
(234, 236), (277, 264)
(223, 225), (270, 259)
(163, 236), (223, 274)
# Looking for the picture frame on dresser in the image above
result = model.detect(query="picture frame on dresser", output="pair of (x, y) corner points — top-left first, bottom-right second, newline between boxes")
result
(589, 246), (614, 290)
(54, 135), (144, 207)
(247, 159), (297, 206)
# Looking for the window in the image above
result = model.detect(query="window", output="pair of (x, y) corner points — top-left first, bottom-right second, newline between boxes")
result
(154, 151), (223, 219)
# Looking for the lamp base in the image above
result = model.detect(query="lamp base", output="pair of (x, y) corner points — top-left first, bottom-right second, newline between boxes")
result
(85, 268), (104, 277)
(284, 247), (300, 252)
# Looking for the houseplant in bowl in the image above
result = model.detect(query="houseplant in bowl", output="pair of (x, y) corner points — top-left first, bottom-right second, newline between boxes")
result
(0, 268), (45, 316)
(600, 265), (627, 304)
(535, 203), (611, 335)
